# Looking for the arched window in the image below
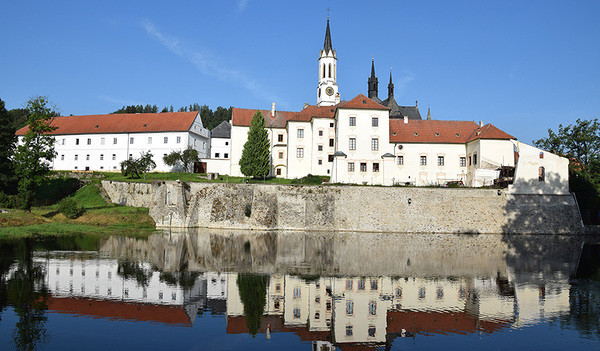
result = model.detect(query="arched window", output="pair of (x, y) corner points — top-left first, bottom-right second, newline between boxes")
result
(539, 167), (545, 182)
(328, 63), (332, 78)
(334, 64), (336, 80)
(322, 64), (326, 78)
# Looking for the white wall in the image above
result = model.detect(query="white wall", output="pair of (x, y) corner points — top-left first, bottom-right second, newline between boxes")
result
(509, 141), (570, 194)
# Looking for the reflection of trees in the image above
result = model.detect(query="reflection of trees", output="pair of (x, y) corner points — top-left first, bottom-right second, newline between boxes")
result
(236, 273), (268, 336)
(2, 238), (49, 351)
(117, 260), (152, 288)
(555, 284), (600, 340)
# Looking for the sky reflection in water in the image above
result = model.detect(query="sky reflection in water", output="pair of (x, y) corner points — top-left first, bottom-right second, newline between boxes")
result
(1, 230), (599, 350)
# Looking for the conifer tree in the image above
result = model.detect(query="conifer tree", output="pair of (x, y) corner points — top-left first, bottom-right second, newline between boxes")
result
(239, 110), (270, 178)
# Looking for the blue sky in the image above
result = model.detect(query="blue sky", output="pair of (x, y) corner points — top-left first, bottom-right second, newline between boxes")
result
(1, 0), (599, 144)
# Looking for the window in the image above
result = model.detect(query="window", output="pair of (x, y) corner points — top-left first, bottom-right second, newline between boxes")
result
(296, 147), (304, 158)
(398, 156), (404, 165)
(293, 308), (301, 319)
(60, 154), (64, 161)
(349, 138), (356, 150)
(539, 152), (544, 159)
(371, 138), (378, 151)
(326, 302), (331, 311)
(297, 128), (304, 138)
(469, 156), (472, 166)
(318, 159), (322, 165)
(418, 287), (426, 299)
(368, 326), (376, 337)
(86, 154), (90, 161)
(293, 287), (301, 299)
(113, 138), (117, 144)
(164, 137), (168, 144)
(437, 287), (444, 300)
(177, 136), (181, 143)
(373, 163), (379, 172)
(349, 116), (356, 126)
(318, 130), (323, 136)
(129, 154), (132, 160)
(539, 167), (545, 181)
(360, 163), (367, 172)
(473, 153), (478, 165)
(74, 155), (78, 161)
(371, 280), (378, 291)
(112, 154), (116, 160)
(276, 168), (281, 176)
(215, 153), (220, 158)
(318, 145), (323, 151)
(101, 137), (105, 145)
(348, 162), (355, 172)
(278, 134), (283, 142)
(274, 301), (280, 310)
(346, 301), (354, 315)
(396, 287), (403, 298)
(369, 301), (377, 315)
(100, 154), (104, 161)
(130, 137), (134, 144)
(329, 138), (334, 147)
(278, 152), (284, 159)
(460, 157), (466, 167)
(224, 153), (228, 158)
(420, 156), (427, 166)
(61, 138), (65, 145)
(328, 155), (334, 162)
(346, 325), (353, 336)
(76, 138), (80, 145)
(315, 296), (321, 303)
(372, 117), (378, 127)
(148, 137), (152, 144)
(438, 156), (445, 166)
(346, 280), (353, 290)
(330, 122), (334, 127)
(358, 280), (365, 290)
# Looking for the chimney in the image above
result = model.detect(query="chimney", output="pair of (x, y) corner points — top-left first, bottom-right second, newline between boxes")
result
(479, 120), (484, 128)
(303, 103), (309, 109)
(271, 102), (276, 117)
(404, 116), (408, 124)
(427, 108), (431, 120)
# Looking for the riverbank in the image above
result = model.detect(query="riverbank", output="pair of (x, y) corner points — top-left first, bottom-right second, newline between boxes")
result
(0, 183), (155, 238)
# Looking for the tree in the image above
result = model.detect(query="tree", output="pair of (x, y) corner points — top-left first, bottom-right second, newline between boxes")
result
(239, 110), (270, 178)
(533, 118), (600, 175)
(163, 146), (199, 172)
(13, 96), (57, 211)
(236, 273), (268, 336)
(0, 99), (16, 194)
(120, 151), (156, 179)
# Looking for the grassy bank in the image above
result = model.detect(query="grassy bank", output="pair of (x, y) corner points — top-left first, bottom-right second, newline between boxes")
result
(0, 181), (156, 238)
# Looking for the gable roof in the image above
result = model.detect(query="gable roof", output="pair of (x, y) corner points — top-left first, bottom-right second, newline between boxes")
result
(337, 94), (389, 111)
(389, 119), (515, 144)
(15, 111), (200, 136)
(231, 108), (298, 128)
(211, 120), (231, 139)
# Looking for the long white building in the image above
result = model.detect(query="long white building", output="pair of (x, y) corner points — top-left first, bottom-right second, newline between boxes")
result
(16, 111), (211, 172)
(228, 19), (568, 190)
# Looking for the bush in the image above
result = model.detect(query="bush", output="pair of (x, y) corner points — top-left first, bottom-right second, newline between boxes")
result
(58, 197), (85, 219)
(0, 191), (15, 208)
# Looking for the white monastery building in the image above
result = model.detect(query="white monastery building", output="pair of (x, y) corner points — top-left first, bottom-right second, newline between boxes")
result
(16, 111), (211, 172)
(228, 19), (568, 190)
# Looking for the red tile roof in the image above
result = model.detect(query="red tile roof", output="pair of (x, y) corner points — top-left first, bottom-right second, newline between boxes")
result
(288, 105), (336, 122)
(231, 108), (298, 128)
(387, 310), (511, 335)
(390, 120), (515, 144)
(337, 94), (389, 111)
(15, 111), (200, 136)
(46, 296), (192, 326)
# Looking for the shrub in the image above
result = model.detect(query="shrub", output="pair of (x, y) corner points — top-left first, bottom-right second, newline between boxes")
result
(58, 197), (85, 219)
(0, 191), (15, 208)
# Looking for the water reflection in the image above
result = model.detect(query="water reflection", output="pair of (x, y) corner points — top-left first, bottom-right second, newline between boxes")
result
(1, 231), (599, 350)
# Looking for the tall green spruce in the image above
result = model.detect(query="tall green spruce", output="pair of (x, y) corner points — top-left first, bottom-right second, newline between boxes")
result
(0, 99), (16, 193)
(239, 110), (270, 178)
(13, 96), (57, 211)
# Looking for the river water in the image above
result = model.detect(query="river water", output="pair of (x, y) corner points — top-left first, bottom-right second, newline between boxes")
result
(1, 230), (599, 350)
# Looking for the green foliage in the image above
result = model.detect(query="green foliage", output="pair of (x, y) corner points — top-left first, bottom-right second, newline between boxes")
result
(239, 111), (270, 178)
(0, 191), (16, 208)
(57, 197), (85, 219)
(291, 174), (328, 185)
(8, 108), (30, 130)
(162, 146), (199, 172)
(13, 96), (58, 211)
(112, 104), (159, 114)
(236, 273), (269, 336)
(0, 99), (16, 194)
(34, 178), (80, 205)
(117, 260), (152, 287)
(121, 151), (156, 179)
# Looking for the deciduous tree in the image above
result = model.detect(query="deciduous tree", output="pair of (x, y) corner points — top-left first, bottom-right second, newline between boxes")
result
(239, 111), (270, 178)
(163, 146), (199, 172)
(13, 96), (57, 211)
(120, 151), (156, 179)
(0, 99), (16, 193)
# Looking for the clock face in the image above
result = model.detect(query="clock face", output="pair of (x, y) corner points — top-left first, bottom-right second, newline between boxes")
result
(326, 87), (334, 96)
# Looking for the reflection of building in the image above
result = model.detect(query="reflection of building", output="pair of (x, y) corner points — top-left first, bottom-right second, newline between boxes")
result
(32, 253), (227, 325)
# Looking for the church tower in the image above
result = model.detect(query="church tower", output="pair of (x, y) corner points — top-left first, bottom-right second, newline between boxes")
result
(367, 59), (381, 102)
(317, 18), (339, 106)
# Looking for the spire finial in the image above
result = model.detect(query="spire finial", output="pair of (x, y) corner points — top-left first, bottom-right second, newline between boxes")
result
(323, 16), (333, 52)
(388, 68), (394, 98)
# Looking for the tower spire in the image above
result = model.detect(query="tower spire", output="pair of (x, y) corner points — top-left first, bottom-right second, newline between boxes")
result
(388, 69), (394, 98)
(368, 58), (378, 99)
(323, 18), (333, 53)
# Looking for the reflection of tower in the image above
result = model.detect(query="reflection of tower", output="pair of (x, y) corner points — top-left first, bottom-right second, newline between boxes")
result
(317, 18), (339, 106)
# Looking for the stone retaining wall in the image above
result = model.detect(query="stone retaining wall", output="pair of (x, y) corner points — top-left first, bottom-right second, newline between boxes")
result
(101, 181), (583, 234)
